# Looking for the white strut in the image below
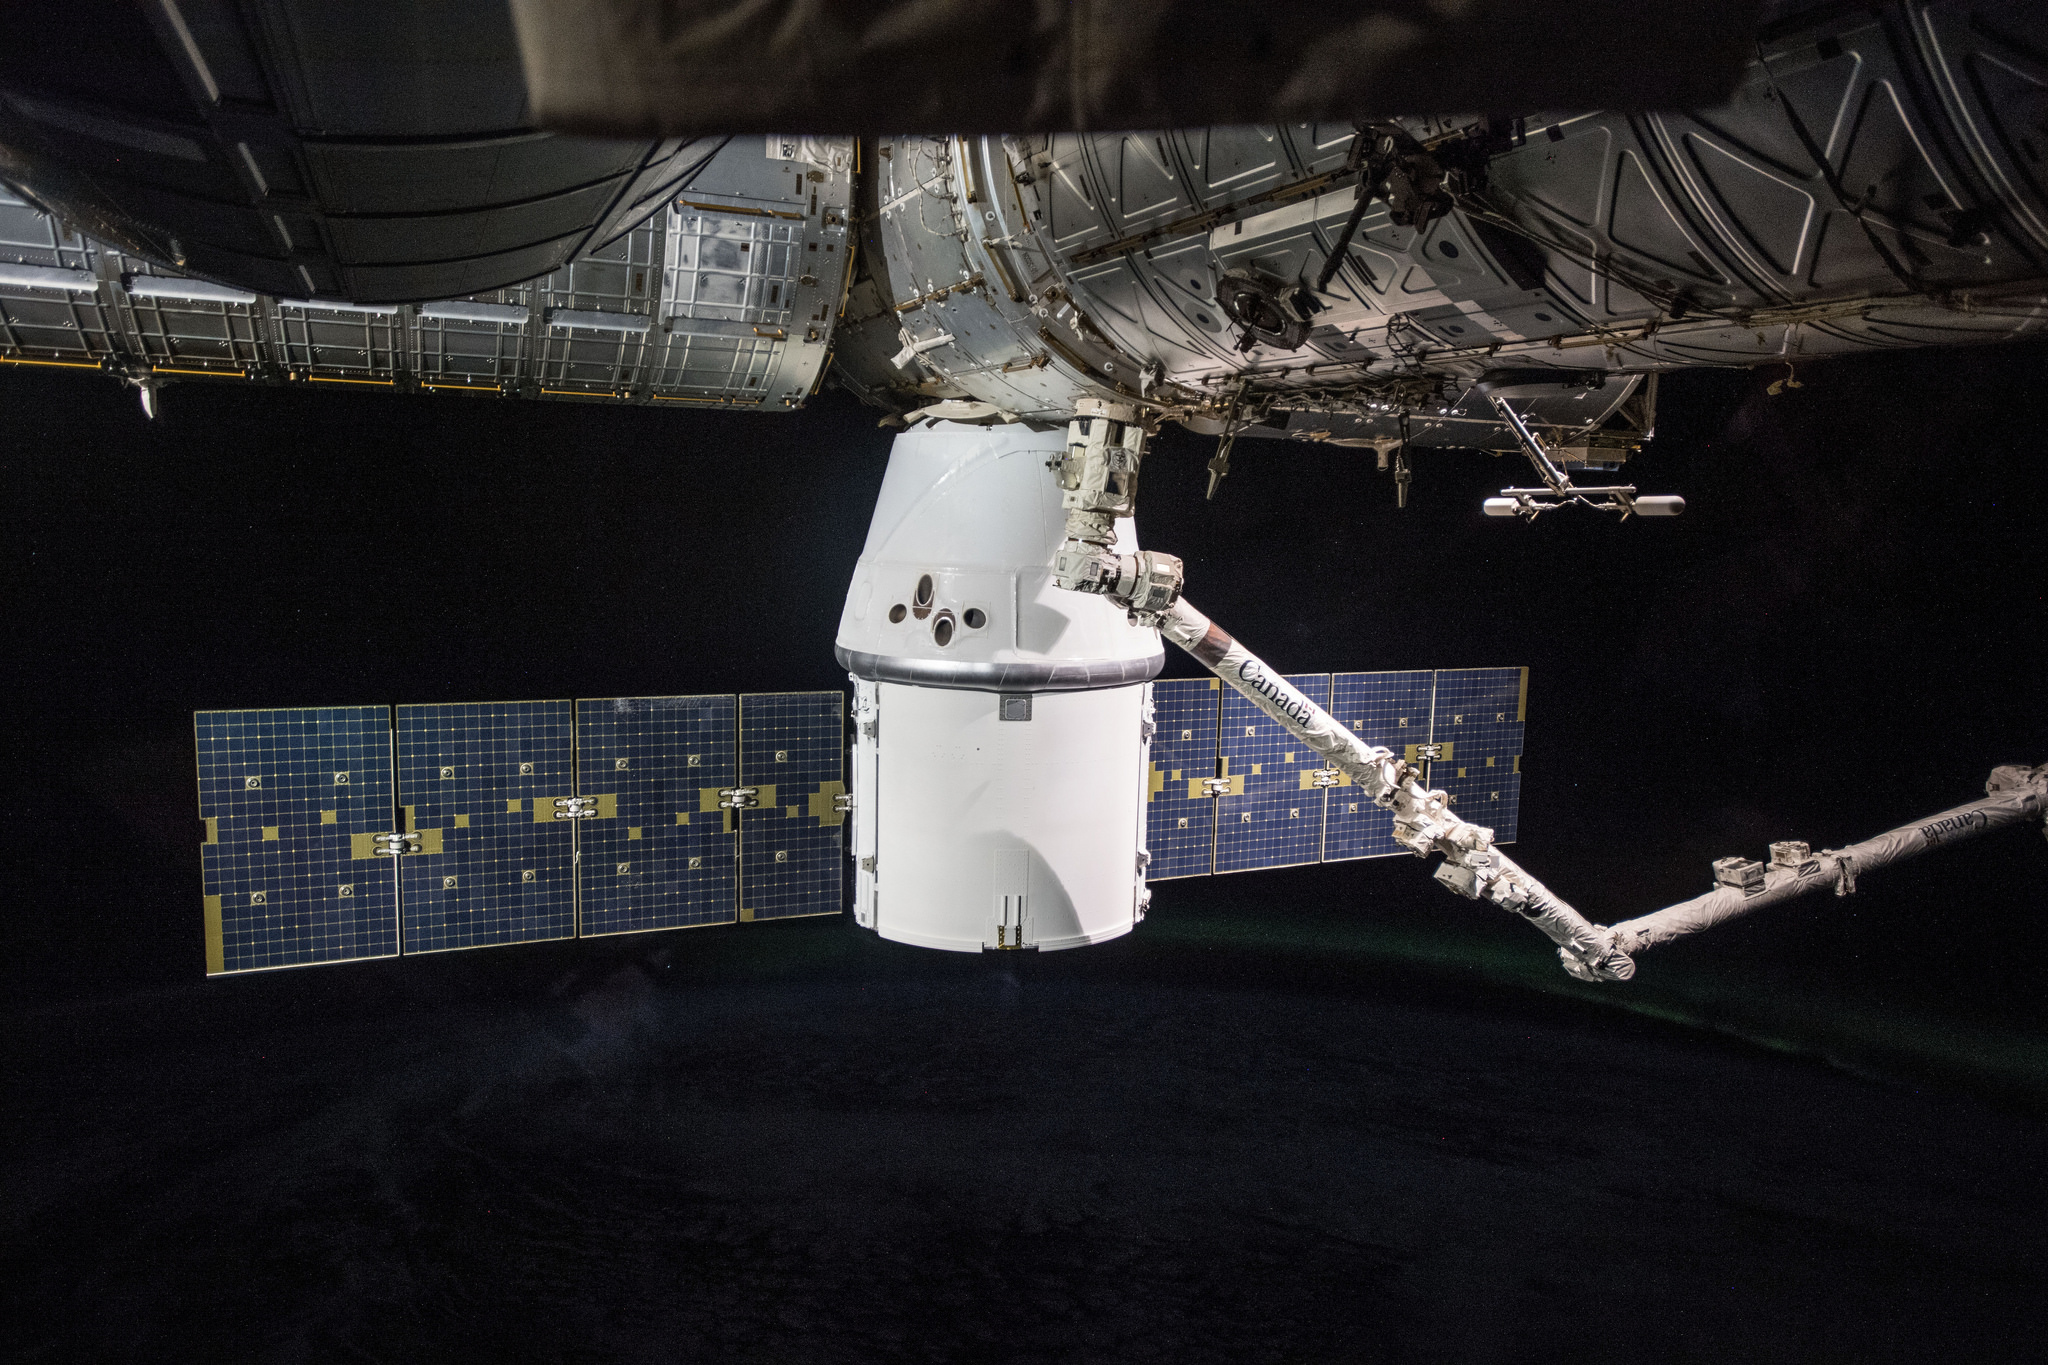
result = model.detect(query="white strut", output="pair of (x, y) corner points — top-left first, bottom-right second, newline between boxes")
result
(1603, 764), (2048, 957)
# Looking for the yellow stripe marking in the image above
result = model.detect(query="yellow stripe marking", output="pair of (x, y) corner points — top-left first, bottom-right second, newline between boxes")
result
(203, 896), (224, 974)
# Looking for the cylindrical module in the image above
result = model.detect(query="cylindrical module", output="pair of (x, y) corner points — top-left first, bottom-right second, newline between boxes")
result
(836, 421), (1162, 951)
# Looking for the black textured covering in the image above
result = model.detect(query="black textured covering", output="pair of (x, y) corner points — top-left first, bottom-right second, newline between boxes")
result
(510, 0), (1761, 135)
(0, 0), (695, 302)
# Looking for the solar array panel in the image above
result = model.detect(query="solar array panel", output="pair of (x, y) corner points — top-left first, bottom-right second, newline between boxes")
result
(195, 707), (399, 975)
(1144, 678), (1222, 880)
(738, 692), (846, 922)
(396, 701), (579, 954)
(1216, 673), (1333, 873)
(195, 692), (844, 973)
(576, 695), (739, 937)
(1141, 667), (1526, 880)
(1326, 670), (1437, 861)
(1427, 668), (1526, 844)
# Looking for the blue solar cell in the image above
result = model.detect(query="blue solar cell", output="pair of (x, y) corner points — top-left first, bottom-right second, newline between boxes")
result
(1325, 670), (1437, 861)
(737, 692), (844, 921)
(1215, 672), (1332, 874)
(395, 700), (577, 953)
(576, 695), (739, 935)
(1145, 678), (1220, 879)
(1429, 668), (1526, 844)
(194, 706), (399, 974)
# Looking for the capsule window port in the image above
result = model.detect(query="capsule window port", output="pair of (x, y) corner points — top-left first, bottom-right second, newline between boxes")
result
(963, 607), (987, 630)
(888, 603), (907, 624)
(932, 611), (956, 647)
(912, 572), (934, 620)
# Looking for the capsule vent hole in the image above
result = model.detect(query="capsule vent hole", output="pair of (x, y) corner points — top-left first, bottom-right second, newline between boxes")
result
(964, 607), (986, 629)
(888, 603), (907, 624)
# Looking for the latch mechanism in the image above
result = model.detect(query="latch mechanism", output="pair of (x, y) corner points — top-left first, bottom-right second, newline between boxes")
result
(373, 832), (421, 857)
(1199, 776), (1233, 798)
(1309, 767), (1342, 788)
(553, 796), (599, 819)
(719, 786), (760, 810)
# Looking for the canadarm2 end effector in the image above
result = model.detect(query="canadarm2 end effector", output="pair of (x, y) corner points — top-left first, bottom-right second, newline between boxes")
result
(1048, 398), (1189, 624)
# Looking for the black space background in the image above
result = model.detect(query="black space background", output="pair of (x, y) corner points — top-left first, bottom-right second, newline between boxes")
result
(3, 344), (2043, 1037)
(3, 343), (2046, 1361)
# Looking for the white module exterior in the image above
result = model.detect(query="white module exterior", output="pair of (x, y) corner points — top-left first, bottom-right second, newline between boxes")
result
(835, 421), (1161, 690)
(852, 681), (1152, 952)
(837, 422), (1160, 952)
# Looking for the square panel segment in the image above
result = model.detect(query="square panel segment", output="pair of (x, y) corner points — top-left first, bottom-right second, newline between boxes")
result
(1145, 678), (1221, 880)
(395, 701), (576, 953)
(1325, 670), (1437, 861)
(738, 692), (845, 921)
(194, 706), (399, 974)
(1429, 667), (1526, 844)
(1215, 673), (1332, 874)
(576, 695), (739, 935)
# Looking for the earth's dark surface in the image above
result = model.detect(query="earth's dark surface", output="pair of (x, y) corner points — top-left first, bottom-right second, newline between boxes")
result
(7, 906), (2044, 1365)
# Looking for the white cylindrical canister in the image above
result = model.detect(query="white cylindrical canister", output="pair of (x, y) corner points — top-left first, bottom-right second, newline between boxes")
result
(836, 421), (1161, 951)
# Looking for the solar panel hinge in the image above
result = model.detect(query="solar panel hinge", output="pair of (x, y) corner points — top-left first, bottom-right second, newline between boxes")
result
(719, 786), (761, 810)
(1199, 776), (1232, 798)
(1310, 767), (1342, 788)
(552, 797), (600, 819)
(832, 792), (853, 814)
(373, 832), (421, 857)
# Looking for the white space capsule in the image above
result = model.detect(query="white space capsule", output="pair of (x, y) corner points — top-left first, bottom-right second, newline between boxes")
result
(835, 422), (1160, 951)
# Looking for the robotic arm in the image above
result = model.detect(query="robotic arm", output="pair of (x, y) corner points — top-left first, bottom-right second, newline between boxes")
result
(1155, 595), (1638, 982)
(1047, 404), (2044, 981)
(1047, 402), (1634, 980)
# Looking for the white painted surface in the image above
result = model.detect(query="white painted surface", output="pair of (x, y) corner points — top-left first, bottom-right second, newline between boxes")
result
(834, 421), (1158, 677)
(861, 681), (1145, 953)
